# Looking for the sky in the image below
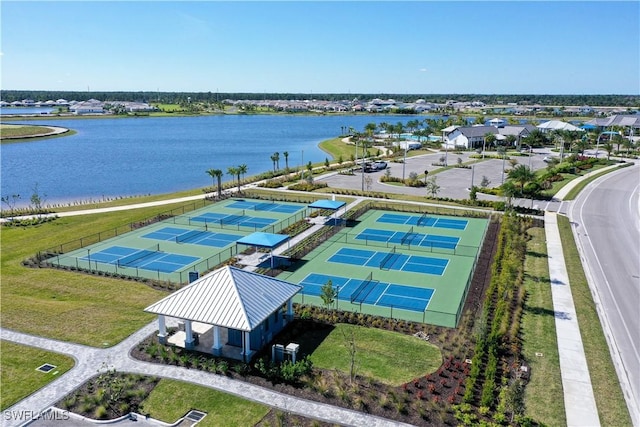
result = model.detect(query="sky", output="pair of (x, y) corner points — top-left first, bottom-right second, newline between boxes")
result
(1, 1), (639, 95)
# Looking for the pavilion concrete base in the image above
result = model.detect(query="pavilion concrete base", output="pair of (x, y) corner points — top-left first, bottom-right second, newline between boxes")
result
(167, 322), (254, 361)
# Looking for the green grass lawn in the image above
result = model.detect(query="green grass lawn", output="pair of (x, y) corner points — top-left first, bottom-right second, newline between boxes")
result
(557, 216), (632, 426)
(1, 207), (179, 346)
(0, 341), (75, 410)
(308, 323), (441, 386)
(521, 227), (565, 425)
(140, 379), (269, 426)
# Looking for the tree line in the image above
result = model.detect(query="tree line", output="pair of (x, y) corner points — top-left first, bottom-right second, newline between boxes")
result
(2, 90), (638, 107)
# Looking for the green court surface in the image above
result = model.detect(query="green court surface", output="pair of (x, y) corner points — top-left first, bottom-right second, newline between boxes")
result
(50, 199), (308, 283)
(280, 209), (489, 327)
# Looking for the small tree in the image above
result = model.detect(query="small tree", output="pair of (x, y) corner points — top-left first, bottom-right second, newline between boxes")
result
(341, 327), (358, 385)
(425, 176), (440, 198)
(320, 279), (337, 309)
(1, 194), (21, 218)
(324, 157), (330, 168)
(364, 175), (373, 191)
(29, 183), (47, 214)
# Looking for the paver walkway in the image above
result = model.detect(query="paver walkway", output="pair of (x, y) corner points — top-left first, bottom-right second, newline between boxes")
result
(1, 323), (411, 427)
(545, 212), (600, 426)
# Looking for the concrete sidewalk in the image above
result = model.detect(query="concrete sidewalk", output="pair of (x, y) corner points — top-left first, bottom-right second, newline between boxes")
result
(545, 212), (600, 426)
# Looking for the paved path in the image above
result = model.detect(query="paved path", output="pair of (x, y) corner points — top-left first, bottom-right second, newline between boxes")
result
(545, 212), (600, 427)
(1, 324), (410, 427)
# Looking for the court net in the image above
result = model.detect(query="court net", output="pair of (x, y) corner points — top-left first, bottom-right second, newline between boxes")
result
(117, 243), (161, 267)
(350, 272), (378, 304)
(400, 226), (414, 245)
(176, 225), (209, 244)
(417, 212), (429, 226)
(379, 246), (397, 270)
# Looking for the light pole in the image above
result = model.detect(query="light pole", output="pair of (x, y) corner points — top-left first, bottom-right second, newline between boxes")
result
(402, 141), (407, 181)
(595, 132), (603, 159)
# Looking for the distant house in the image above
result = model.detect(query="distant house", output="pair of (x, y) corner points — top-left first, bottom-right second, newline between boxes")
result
(69, 99), (104, 115)
(444, 125), (497, 149)
(144, 266), (301, 362)
(536, 120), (584, 133)
(498, 124), (537, 143)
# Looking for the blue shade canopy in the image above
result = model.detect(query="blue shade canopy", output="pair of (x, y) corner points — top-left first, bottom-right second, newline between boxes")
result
(237, 232), (289, 249)
(308, 200), (346, 210)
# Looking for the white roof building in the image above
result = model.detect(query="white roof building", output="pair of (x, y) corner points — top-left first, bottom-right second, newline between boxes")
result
(536, 120), (584, 133)
(145, 265), (301, 361)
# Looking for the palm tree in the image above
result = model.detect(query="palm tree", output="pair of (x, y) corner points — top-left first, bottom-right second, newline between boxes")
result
(227, 166), (240, 192)
(273, 152), (280, 171)
(603, 142), (614, 160)
(501, 181), (518, 208)
(612, 132), (624, 153)
(206, 168), (223, 198)
(508, 164), (536, 195)
(483, 133), (496, 153)
(622, 137), (634, 157)
(270, 154), (277, 172)
(206, 168), (217, 189)
(238, 164), (248, 181)
(283, 151), (289, 170)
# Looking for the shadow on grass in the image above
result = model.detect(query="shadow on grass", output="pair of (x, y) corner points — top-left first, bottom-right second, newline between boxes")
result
(524, 305), (557, 318)
(526, 250), (548, 258)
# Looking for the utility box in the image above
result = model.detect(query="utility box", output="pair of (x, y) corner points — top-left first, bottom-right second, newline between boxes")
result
(272, 344), (285, 362)
(286, 343), (300, 363)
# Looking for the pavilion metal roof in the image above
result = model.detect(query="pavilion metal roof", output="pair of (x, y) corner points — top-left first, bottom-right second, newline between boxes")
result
(308, 199), (346, 210)
(236, 232), (289, 249)
(144, 266), (301, 331)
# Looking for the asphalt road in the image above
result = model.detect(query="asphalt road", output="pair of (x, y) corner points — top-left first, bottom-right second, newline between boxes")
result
(568, 164), (640, 424)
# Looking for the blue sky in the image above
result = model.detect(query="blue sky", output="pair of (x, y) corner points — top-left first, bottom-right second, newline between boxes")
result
(2, 1), (638, 94)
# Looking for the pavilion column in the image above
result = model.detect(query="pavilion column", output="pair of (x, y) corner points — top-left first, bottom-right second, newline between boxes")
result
(211, 326), (222, 356)
(243, 331), (251, 360)
(157, 315), (167, 344)
(184, 320), (194, 350)
(286, 299), (293, 322)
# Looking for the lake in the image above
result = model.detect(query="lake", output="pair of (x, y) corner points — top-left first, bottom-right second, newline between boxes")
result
(1, 114), (416, 207)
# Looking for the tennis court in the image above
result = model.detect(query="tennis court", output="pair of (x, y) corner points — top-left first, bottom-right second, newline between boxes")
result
(280, 208), (489, 327)
(141, 226), (242, 247)
(355, 227), (459, 249)
(227, 200), (303, 214)
(327, 247), (448, 275)
(377, 212), (468, 230)
(189, 212), (276, 230)
(299, 273), (434, 312)
(81, 245), (199, 273)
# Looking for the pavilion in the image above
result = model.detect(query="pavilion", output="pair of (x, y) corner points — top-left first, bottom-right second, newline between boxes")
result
(144, 265), (301, 362)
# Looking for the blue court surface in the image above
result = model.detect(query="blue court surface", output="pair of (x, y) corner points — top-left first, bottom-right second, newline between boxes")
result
(299, 273), (434, 312)
(356, 227), (459, 249)
(189, 212), (277, 230)
(142, 226), (242, 247)
(227, 200), (303, 214)
(328, 247), (448, 275)
(377, 213), (468, 230)
(81, 245), (199, 273)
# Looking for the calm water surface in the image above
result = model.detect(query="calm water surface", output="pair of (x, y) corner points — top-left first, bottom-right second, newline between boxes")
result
(2, 114), (410, 207)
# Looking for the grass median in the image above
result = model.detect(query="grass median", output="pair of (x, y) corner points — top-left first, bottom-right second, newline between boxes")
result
(1, 341), (75, 410)
(141, 379), (269, 427)
(521, 227), (565, 425)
